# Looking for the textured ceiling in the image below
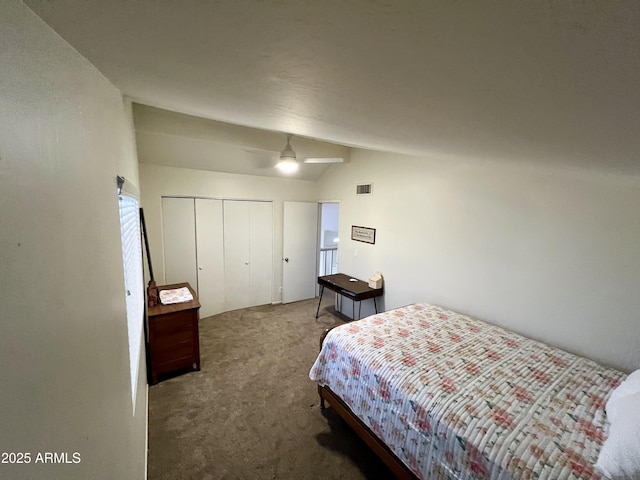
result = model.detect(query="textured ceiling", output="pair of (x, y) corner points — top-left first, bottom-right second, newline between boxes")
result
(26, 0), (640, 175)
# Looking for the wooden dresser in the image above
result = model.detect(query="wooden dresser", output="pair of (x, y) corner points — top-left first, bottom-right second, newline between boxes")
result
(147, 282), (201, 384)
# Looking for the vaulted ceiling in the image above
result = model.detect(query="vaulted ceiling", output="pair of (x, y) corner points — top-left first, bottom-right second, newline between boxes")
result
(26, 1), (640, 177)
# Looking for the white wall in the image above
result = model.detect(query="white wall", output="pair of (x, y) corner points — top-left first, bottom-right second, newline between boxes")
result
(318, 149), (640, 372)
(0, 2), (146, 479)
(139, 164), (320, 304)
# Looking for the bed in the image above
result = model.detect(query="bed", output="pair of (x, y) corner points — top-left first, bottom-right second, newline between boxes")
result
(309, 303), (637, 480)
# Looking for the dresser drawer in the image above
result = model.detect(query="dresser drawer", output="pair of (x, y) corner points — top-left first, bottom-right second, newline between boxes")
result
(151, 330), (194, 352)
(150, 312), (195, 336)
(150, 335), (198, 380)
(154, 349), (197, 373)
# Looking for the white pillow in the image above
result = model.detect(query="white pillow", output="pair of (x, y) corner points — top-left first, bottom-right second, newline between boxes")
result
(596, 388), (640, 479)
(606, 369), (640, 421)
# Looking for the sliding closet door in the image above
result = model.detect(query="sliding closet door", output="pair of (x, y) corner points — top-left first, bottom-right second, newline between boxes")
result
(248, 201), (273, 307)
(163, 197), (273, 314)
(195, 198), (224, 318)
(162, 197), (197, 289)
(223, 201), (251, 311)
(223, 200), (273, 311)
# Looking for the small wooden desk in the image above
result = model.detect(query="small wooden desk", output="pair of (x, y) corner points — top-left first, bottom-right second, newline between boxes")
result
(147, 282), (201, 384)
(316, 273), (383, 320)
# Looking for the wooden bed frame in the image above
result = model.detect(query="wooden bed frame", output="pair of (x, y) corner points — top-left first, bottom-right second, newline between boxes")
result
(318, 326), (418, 480)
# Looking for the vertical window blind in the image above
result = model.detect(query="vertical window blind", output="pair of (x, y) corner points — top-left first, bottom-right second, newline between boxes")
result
(119, 193), (144, 411)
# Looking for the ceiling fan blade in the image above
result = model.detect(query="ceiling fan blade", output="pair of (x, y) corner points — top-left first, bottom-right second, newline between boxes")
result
(302, 157), (344, 164)
(242, 148), (278, 169)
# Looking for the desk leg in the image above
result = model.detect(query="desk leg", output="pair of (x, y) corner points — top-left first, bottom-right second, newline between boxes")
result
(374, 297), (378, 314)
(315, 285), (324, 318)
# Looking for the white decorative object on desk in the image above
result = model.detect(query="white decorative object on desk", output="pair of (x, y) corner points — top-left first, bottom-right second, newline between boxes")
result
(368, 272), (383, 289)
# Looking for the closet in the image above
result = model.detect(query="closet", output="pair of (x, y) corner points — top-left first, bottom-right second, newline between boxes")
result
(161, 197), (273, 318)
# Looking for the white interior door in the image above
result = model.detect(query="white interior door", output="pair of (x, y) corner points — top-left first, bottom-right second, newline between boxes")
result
(282, 201), (318, 303)
(162, 197), (197, 289)
(195, 198), (224, 318)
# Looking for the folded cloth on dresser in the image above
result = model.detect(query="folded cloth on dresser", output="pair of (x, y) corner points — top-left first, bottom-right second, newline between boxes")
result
(159, 287), (193, 305)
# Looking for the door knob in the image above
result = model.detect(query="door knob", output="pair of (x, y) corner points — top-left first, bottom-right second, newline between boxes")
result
(284, 257), (289, 263)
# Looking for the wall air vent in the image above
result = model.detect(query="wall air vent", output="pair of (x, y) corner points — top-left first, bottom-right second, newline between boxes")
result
(356, 183), (373, 195)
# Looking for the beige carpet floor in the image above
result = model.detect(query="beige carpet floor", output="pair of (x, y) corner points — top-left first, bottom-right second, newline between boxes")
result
(147, 296), (394, 480)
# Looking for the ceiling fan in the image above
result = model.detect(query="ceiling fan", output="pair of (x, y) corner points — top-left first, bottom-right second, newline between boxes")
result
(276, 134), (344, 173)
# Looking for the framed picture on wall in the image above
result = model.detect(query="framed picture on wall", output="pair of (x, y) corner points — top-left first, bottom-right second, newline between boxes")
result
(351, 225), (376, 244)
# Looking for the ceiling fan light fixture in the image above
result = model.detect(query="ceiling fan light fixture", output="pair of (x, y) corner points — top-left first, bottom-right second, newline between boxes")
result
(276, 158), (299, 174)
(276, 134), (299, 174)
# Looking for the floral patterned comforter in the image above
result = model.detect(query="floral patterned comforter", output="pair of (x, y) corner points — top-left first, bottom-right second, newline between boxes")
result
(309, 304), (624, 480)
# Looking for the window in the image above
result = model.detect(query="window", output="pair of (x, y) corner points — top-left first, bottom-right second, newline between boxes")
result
(118, 182), (144, 412)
